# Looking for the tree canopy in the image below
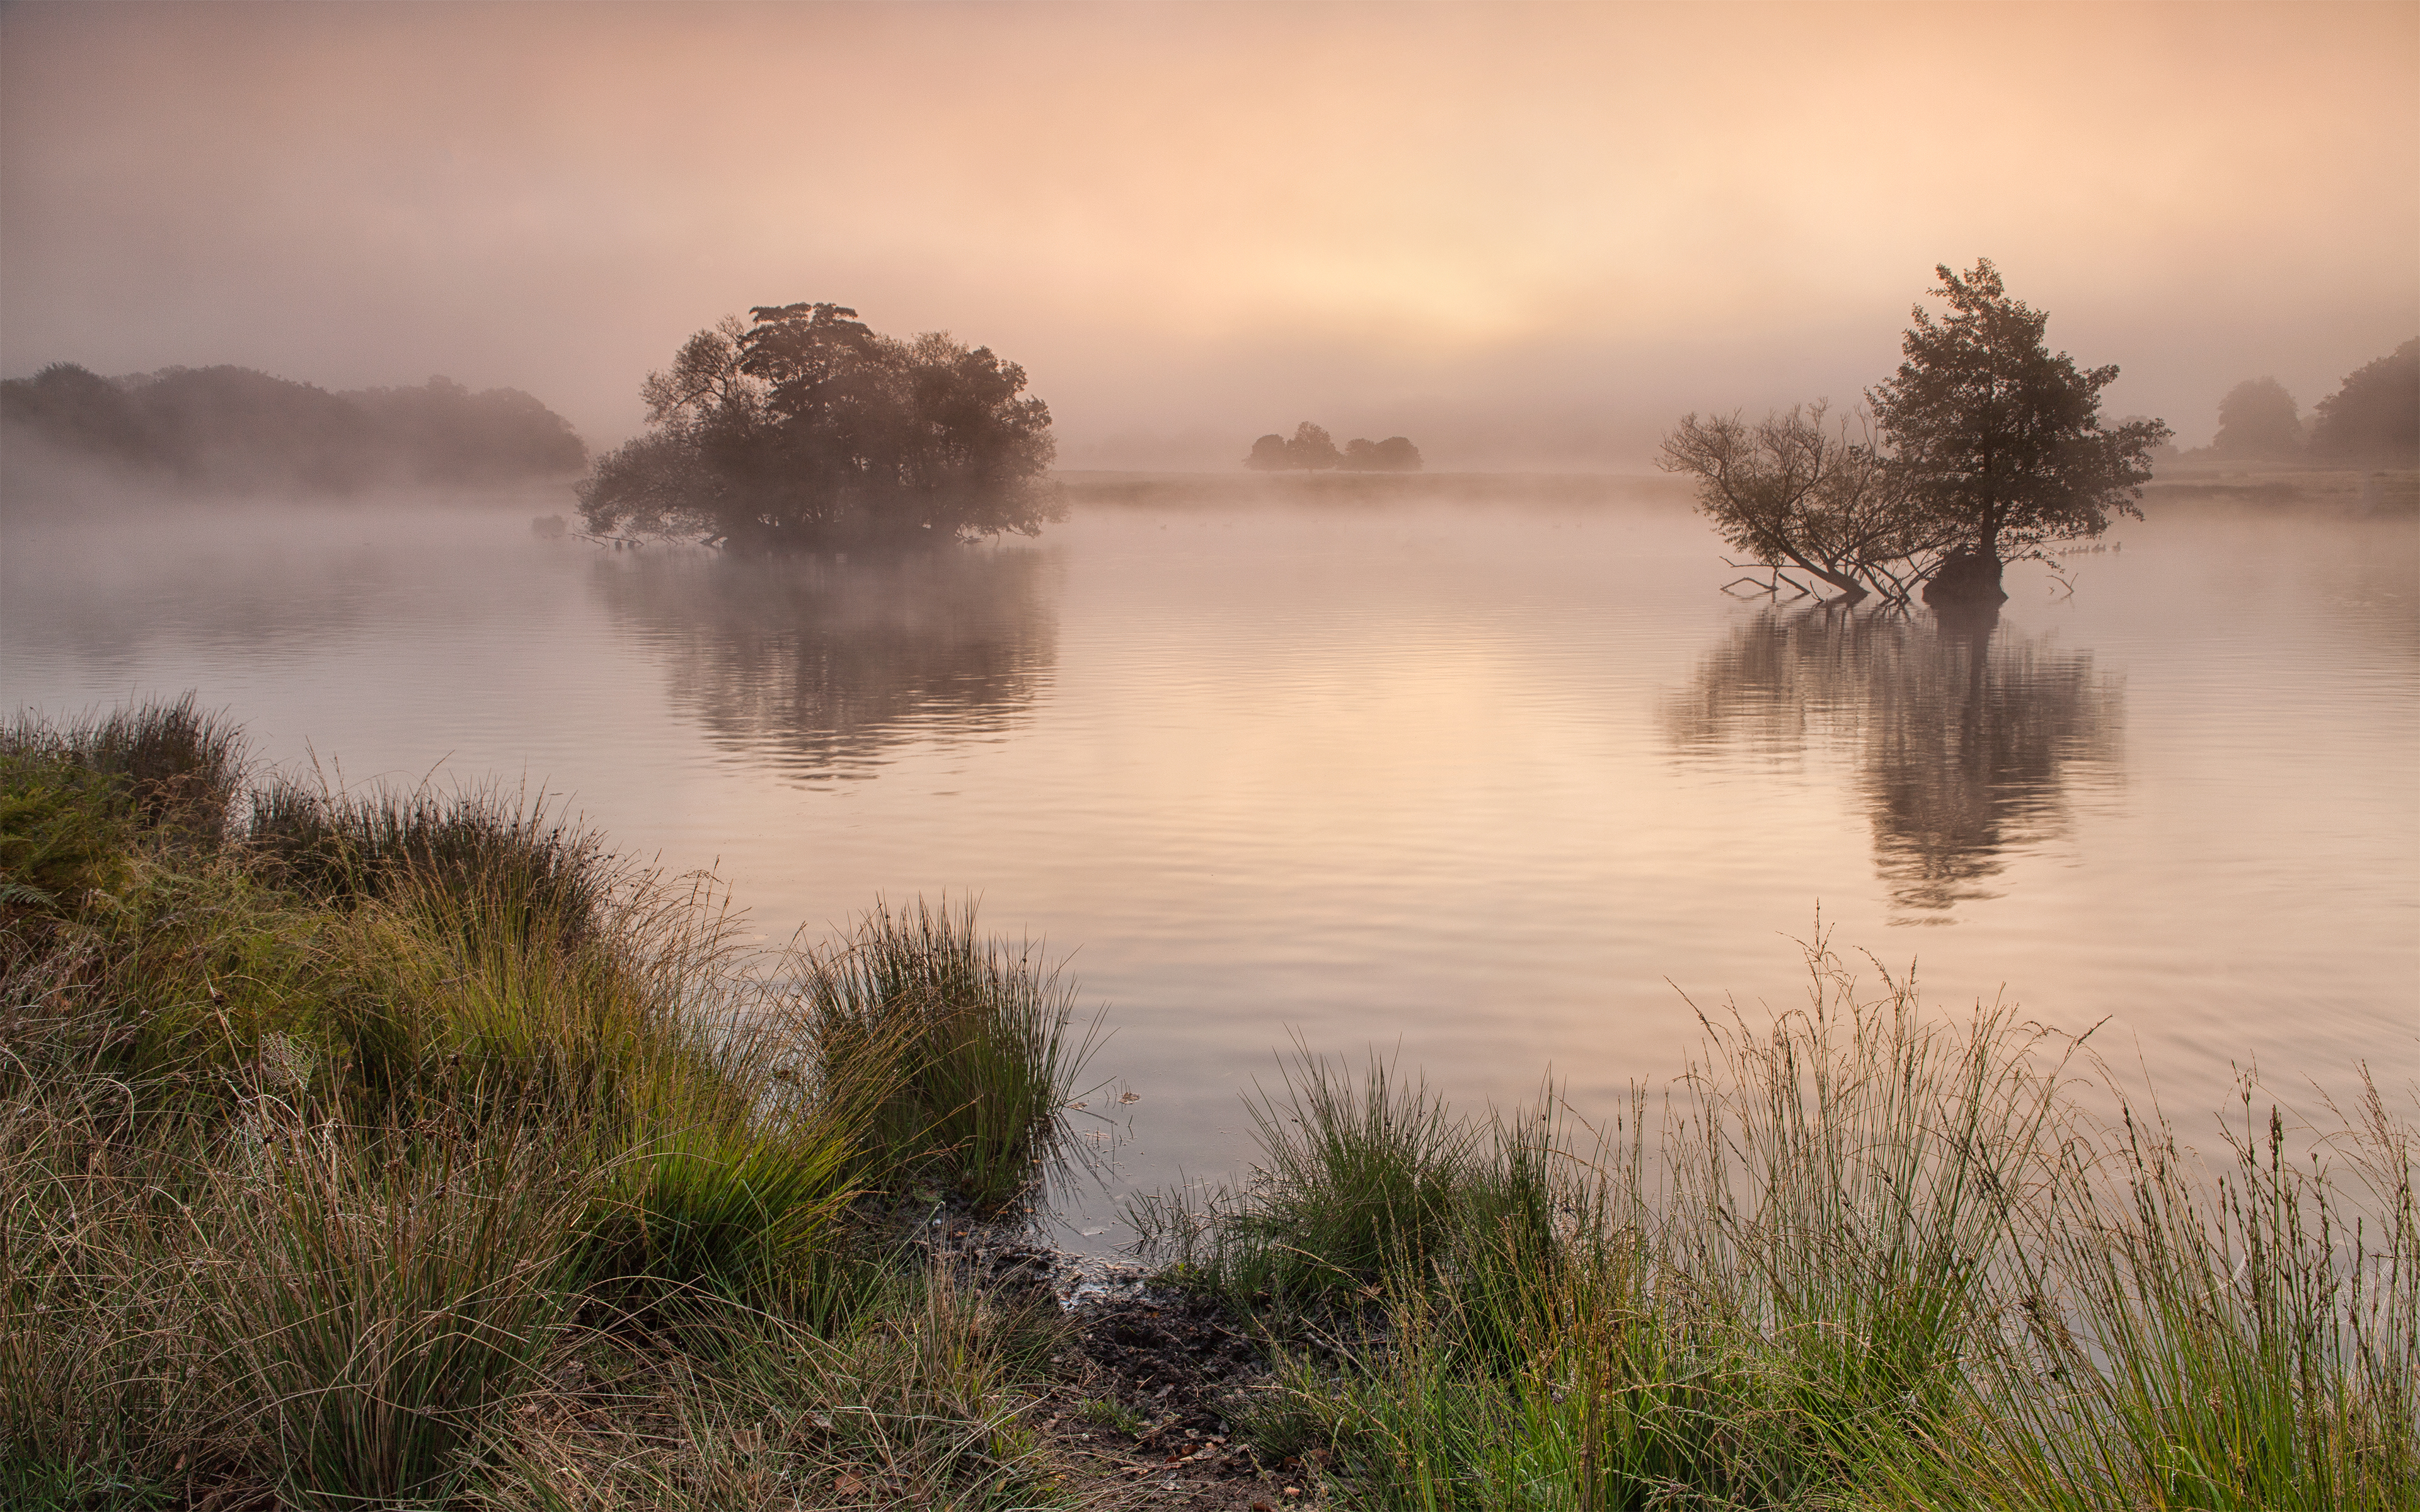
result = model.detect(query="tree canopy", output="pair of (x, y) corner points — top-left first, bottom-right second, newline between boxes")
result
(1243, 421), (1420, 471)
(2307, 338), (2419, 467)
(2211, 377), (2302, 459)
(0, 363), (584, 491)
(1662, 260), (2168, 607)
(1868, 260), (2169, 570)
(577, 304), (1059, 553)
(1342, 435), (1422, 472)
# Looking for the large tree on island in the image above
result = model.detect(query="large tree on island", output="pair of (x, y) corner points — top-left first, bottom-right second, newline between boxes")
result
(1868, 260), (2169, 602)
(578, 303), (1059, 553)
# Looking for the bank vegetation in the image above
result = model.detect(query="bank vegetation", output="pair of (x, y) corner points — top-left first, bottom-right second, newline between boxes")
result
(4, 699), (2411, 1509)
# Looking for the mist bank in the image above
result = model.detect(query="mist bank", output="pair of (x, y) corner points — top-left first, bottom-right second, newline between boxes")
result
(0, 361), (585, 498)
(1054, 469), (1688, 512)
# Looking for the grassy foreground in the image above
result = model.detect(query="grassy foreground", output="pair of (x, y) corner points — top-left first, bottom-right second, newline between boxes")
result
(6, 699), (2414, 1509)
(3, 698), (1092, 1509)
(1134, 969), (2417, 1509)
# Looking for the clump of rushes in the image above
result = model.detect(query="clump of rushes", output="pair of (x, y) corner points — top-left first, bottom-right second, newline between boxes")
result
(1, 694), (246, 925)
(1, 698), (1093, 1508)
(1129, 1045), (1475, 1307)
(802, 896), (1099, 1213)
(248, 776), (611, 934)
(1139, 937), (2418, 1511)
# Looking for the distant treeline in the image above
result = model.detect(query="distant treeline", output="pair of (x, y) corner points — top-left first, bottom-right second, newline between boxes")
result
(2192, 338), (2418, 466)
(0, 362), (586, 491)
(1247, 421), (1422, 472)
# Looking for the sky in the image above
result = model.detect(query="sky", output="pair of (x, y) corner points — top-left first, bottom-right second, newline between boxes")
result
(4, 1), (2415, 470)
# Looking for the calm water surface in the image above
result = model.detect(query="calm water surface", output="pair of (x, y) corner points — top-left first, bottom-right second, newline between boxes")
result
(6, 485), (2414, 1242)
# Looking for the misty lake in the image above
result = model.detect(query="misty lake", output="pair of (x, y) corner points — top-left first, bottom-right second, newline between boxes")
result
(5, 484), (2414, 1244)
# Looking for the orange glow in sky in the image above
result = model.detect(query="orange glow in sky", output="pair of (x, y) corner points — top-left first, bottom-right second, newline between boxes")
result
(4, 2), (2414, 466)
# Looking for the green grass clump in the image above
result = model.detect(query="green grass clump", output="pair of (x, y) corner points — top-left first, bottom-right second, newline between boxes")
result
(805, 896), (1098, 1213)
(1, 698), (1095, 1508)
(1131, 1046), (1475, 1306)
(1141, 937), (2419, 1511)
(2, 694), (245, 925)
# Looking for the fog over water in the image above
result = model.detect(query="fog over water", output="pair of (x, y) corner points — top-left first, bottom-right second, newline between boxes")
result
(6, 488), (2413, 1245)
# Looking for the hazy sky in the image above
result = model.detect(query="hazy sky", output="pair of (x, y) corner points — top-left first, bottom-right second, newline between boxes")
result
(4, 1), (2414, 469)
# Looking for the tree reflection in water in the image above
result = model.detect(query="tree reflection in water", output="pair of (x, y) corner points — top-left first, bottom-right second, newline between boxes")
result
(593, 546), (1057, 779)
(1668, 604), (2122, 917)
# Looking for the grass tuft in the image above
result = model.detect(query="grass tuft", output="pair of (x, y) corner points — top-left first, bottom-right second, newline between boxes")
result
(803, 896), (1098, 1213)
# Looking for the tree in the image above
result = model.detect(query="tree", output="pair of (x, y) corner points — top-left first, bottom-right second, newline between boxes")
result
(2211, 377), (2302, 458)
(1340, 435), (1424, 472)
(1867, 260), (2169, 599)
(578, 303), (1060, 552)
(2307, 338), (2419, 467)
(1, 361), (585, 490)
(1659, 403), (1954, 604)
(1245, 433), (1291, 470)
(1284, 421), (1340, 471)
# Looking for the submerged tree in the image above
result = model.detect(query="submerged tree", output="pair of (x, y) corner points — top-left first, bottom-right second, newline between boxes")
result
(1868, 261), (2170, 602)
(1659, 403), (1954, 604)
(577, 304), (1059, 553)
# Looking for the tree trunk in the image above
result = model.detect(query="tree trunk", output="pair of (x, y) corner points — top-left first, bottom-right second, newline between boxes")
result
(1922, 547), (2007, 609)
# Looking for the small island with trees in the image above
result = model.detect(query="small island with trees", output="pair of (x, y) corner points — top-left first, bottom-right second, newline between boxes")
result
(1245, 422), (1422, 472)
(575, 304), (1060, 554)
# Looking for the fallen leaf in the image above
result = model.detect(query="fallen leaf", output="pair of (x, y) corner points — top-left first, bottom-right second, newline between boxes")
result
(834, 1471), (866, 1496)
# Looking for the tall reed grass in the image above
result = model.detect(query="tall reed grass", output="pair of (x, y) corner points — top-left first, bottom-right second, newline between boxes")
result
(1143, 936), (2419, 1510)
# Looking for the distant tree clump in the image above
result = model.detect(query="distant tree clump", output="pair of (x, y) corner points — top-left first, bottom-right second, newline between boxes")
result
(577, 304), (1059, 553)
(1245, 433), (1292, 470)
(1342, 435), (1423, 472)
(2210, 377), (2303, 459)
(1662, 260), (2169, 608)
(2307, 338), (2419, 467)
(1243, 421), (1419, 471)
(0, 362), (585, 491)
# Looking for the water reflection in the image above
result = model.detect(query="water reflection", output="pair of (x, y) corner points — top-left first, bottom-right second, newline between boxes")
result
(594, 546), (1059, 779)
(1669, 605), (2123, 917)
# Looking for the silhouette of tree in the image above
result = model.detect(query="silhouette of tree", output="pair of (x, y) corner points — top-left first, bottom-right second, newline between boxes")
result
(0, 361), (584, 490)
(0, 363), (157, 463)
(579, 303), (1059, 553)
(2211, 378), (2302, 459)
(1284, 421), (1340, 471)
(2307, 338), (2419, 467)
(1659, 403), (1955, 604)
(1340, 435), (1424, 472)
(1868, 261), (2169, 599)
(1245, 433), (1291, 470)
